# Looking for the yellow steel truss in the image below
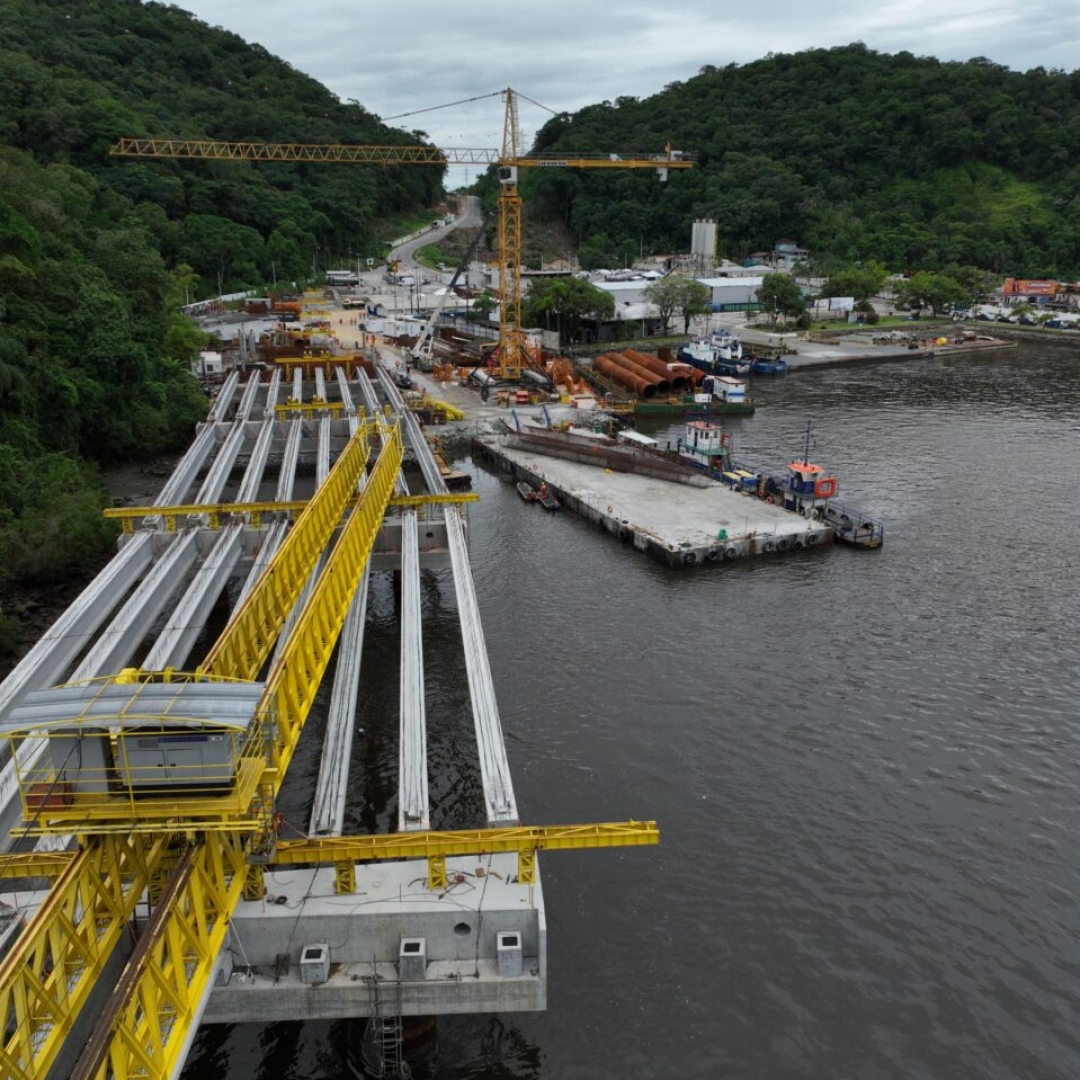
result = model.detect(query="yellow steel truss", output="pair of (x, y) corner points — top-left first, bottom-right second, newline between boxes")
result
(0, 852), (73, 879)
(0, 429), (405, 1079)
(273, 821), (660, 890)
(70, 835), (248, 1080)
(0, 833), (170, 1080)
(200, 421), (375, 680)
(273, 401), (345, 419)
(102, 491), (477, 535)
(256, 422), (403, 791)
(0, 820), (660, 893)
(109, 138), (686, 170)
(104, 499), (308, 534)
(411, 396), (466, 421)
(387, 492), (478, 509)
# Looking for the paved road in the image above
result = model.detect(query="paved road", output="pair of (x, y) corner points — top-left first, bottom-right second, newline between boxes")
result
(390, 194), (480, 272)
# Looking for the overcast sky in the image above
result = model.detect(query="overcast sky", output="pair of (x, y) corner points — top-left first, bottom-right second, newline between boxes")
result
(176, 1), (1079, 185)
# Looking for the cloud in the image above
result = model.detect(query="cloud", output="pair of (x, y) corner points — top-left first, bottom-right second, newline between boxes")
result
(177, 0), (1080, 170)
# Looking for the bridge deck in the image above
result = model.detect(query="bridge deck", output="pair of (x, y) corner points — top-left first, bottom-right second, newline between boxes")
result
(0, 355), (534, 1075)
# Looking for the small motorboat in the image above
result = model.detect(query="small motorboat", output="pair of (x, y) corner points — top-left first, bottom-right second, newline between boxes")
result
(517, 481), (537, 502)
(536, 483), (560, 512)
(749, 355), (789, 375)
(820, 504), (884, 548)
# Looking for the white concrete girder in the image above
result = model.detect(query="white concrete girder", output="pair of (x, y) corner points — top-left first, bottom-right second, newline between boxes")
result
(445, 510), (518, 825)
(354, 370), (381, 417)
(157, 422), (220, 506)
(317, 416), (331, 486)
(335, 366), (354, 417)
(207, 370), (241, 424)
(236, 369), (262, 421)
(235, 417), (276, 504)
(275, 418), (304, 502)
(195, 419), (249, 504)
(308, 564), (370, 837)
(398, 513), (429, 832)
(142, 525), (245, 672)
(68, 532), (200, 682)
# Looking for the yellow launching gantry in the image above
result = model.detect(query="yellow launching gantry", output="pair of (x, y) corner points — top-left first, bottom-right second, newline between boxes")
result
(110, 87), (694, 380)
(0, 424), (658, 1073)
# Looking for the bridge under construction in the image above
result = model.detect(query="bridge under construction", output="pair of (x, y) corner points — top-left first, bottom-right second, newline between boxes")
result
(0, 343), (656, 1079)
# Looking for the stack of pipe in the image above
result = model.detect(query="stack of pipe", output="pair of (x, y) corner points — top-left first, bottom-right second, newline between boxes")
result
(623, 349), (687, 391)
(593, 353), (657, 398)
(600, 352), (671, 394)
(613, 352), (671, 394)
(670, 362), (704, 385)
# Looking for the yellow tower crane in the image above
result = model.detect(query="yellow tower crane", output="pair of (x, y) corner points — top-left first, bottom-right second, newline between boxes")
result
(109, 87), (695, 380)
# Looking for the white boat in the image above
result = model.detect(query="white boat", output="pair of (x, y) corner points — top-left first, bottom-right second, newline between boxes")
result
(676, 339), (751, 376)
(676, 419), (733, 476)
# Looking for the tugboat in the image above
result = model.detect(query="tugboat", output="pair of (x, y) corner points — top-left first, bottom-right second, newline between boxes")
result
(749, 354), (789, 376)
(772, 424), (884, 548)
(676, 334), (752, 377)
(675, 419), (735, 480)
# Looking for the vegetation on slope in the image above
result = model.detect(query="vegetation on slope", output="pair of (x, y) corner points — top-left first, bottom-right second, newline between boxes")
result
(0, 0), (443, 290)
(518, 44), (1080, 275)
(0, 0), (441, 650)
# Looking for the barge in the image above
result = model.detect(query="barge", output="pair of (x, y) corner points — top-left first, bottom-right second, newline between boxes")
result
(472, 422), (831, 568)
(630, 375), (755, 417)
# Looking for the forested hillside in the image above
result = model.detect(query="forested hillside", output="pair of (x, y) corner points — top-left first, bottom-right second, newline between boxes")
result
(522, 44), (1080, 275)
(0, 0), (440, 649)
(0, 0), (442, 291)
(4, 9), (1079, 650)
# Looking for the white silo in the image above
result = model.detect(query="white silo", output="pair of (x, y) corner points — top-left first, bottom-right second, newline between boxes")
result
(691, 218), (717, 258)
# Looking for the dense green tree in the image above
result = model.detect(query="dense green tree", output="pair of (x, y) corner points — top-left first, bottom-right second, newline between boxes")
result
(757, 274), (806, 323)
(266, 222), (309, 287)
(0, 0), (446, 300)
(471, 290), (497, 320)
(820, 263), (888, 302)
(522, 277), (615, 343)
(643, 276), (711, 333)
(891, 272), (969, 316)
(940, 264), (999, 304)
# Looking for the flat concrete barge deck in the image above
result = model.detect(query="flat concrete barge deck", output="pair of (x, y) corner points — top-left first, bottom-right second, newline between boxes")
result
(472, 434), (832, 567)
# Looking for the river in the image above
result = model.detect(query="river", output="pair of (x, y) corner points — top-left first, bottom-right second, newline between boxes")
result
(182, 338), (1080, 1079)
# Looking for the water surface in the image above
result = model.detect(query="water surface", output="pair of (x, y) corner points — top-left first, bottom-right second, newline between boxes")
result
(184, 341), (1080, 1079)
